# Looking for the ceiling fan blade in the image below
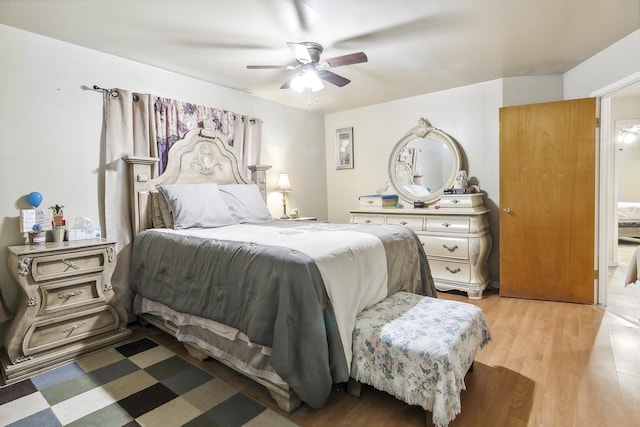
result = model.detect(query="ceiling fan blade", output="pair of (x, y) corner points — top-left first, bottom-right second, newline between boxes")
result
(247, 64), (299, 70)
(287, 42), (312, 63)
(322, 52), (368, 68)
(317, 70), (351, 87)
(247, 65), (286, 69)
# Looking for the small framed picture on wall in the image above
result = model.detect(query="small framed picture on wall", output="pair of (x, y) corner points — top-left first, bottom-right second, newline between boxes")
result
(336, 127), (354, 170)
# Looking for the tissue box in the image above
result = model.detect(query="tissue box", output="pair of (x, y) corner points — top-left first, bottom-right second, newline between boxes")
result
(66, 226), (102, 241)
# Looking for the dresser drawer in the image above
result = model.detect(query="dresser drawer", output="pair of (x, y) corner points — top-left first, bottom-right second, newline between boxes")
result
(39, 275), (104, 315)
(351, 214), (386, 225)
(23, 306), (119, 356)
(421, 235), (469, 259)
(429, 260), (471, 283)
(426, 217), (470, 233)
(31, 249), (107, 282)
(439, 194), (483, 209)
(385, 215), (424, 231)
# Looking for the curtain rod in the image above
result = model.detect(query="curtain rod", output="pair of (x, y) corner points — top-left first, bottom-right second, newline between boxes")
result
(90, 86), (260, 122)
(92, 85), (138, 101)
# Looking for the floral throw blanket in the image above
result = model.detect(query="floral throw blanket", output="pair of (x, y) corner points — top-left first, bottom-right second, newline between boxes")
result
(351, 292), (491, 427)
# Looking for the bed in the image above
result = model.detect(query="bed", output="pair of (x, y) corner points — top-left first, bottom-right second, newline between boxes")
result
(618, 202), (640, 242)
(125, 120), (437, 412)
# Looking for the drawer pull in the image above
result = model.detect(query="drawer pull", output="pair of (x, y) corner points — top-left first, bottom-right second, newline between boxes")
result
(62, 322), (86, 335)
(446, 266), (461, 274)
(61, 259), (80, 271)
(400, 221), (408, 226)
(451, 199), (460, 204)
(364, 220), (372, 224)
(366, 200), (374, 205)
(59, 290), (83, 300)
(442, 244), (459, 253)
(441, 222), (451, 228)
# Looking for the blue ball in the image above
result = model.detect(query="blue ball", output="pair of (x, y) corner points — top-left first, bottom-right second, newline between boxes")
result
(28, 191), (43, 208)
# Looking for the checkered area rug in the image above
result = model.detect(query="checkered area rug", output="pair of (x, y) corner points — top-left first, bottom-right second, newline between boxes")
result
(0, 338), (299, 427)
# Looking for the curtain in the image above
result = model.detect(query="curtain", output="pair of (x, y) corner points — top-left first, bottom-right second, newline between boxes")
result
(235, 115), (263, 176)
(103, 89), (262, 320)
(104, 89), (155, 320)
(153, 97), (236, 174)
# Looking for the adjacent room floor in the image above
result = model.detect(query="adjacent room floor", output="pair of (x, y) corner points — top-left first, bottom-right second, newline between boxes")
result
(608, 241), (640, 325)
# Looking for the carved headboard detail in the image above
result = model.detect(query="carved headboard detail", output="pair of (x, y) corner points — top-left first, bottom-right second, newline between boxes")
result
(125, 123), (270, 236)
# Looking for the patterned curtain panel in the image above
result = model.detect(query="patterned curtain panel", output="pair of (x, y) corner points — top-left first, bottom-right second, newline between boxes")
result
(153, 97), (236, 174)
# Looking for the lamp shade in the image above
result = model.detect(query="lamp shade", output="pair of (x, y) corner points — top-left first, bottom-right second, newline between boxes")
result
(277, 173), (292, 192)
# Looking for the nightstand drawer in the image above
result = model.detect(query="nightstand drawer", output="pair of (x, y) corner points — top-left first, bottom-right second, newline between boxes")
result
(39, 275), (104, 315)
(421, 235), (469, 259)
(429, 260), (470, 283)
(23, 306), (119, 356)
(31, 249), (107, 282)
(426, 217), (470, 233)
(385, 215), (424, 231)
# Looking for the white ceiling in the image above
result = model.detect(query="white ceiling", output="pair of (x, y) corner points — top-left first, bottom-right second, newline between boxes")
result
(1, 0), (639, 112)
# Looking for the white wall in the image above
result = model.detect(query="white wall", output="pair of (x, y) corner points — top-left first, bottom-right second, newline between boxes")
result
(612, 98), (640, 202)
(502, 75), (564, 107)
(564, 29), (640, 99)
(0, 24), (326, 333)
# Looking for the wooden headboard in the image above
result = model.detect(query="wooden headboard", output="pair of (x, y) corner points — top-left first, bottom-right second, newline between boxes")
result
(125, 120), (270, 236)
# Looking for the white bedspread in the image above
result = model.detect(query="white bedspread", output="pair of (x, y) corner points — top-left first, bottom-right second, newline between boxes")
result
(618, 202), (640, 220)
(157, 223), (389, 366)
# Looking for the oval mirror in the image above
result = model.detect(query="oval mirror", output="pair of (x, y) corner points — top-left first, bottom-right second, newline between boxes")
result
(388, 118), (462, 204)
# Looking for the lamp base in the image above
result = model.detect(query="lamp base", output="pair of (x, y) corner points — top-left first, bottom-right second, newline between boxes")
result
(280, 214), (290, 219)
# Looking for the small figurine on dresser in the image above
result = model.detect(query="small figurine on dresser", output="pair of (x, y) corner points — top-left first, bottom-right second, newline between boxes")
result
(454, 170), (468, 189)
(445, 170), (478, 195)
(50, 204), (66, 242)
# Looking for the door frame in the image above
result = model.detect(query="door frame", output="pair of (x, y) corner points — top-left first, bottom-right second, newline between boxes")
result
(592, 71), (640, 306)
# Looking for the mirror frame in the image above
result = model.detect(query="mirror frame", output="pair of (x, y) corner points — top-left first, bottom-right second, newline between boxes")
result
(388, 118), (462, 204)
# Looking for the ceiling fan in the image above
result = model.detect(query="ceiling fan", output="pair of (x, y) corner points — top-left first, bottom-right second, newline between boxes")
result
(247, 42), (368, 92)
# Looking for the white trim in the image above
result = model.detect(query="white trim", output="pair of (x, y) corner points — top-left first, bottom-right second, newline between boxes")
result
(593, 73), (640, 306)
(591, 72), (640, 97)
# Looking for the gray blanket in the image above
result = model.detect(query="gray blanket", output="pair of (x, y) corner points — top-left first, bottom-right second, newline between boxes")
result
(130, 221), (435, 408)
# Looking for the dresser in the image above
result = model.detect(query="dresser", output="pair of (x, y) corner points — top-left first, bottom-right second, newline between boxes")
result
(1, 239), (131, 384)
(350, 193), (491, 299)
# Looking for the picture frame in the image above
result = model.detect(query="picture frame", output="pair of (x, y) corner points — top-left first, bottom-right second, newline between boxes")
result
(335, 127), (354, 169)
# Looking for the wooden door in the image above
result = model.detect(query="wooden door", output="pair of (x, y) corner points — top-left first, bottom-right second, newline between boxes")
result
(499, 98), (597, 303)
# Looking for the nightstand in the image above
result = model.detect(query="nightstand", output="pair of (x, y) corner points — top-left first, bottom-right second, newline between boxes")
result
(1, 239), (131, 384)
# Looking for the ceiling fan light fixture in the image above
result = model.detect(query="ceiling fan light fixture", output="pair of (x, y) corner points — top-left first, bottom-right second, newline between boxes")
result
(290, 74), (305, 92)
(291, 68), (324, 93)
(306, 70), (324, 92)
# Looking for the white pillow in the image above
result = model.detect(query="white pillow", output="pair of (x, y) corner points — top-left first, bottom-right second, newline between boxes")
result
(219, 184), (272, 223)
(159, 183), (236, 229)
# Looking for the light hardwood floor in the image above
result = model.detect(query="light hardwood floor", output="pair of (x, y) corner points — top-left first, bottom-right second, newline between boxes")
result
(150, 251), (640, 427)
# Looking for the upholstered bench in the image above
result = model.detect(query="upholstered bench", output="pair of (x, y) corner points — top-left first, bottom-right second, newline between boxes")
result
(348, 292), (491, 427)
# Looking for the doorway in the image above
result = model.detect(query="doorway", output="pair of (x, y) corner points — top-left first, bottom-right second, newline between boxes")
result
(597, 78), (640, 323)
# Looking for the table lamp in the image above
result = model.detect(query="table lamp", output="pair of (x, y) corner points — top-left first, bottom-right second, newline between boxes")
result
(276, 173), (292, 219)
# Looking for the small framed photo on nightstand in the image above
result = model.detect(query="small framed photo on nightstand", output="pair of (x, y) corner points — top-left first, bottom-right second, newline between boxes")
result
(336, 127), (354, 170)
